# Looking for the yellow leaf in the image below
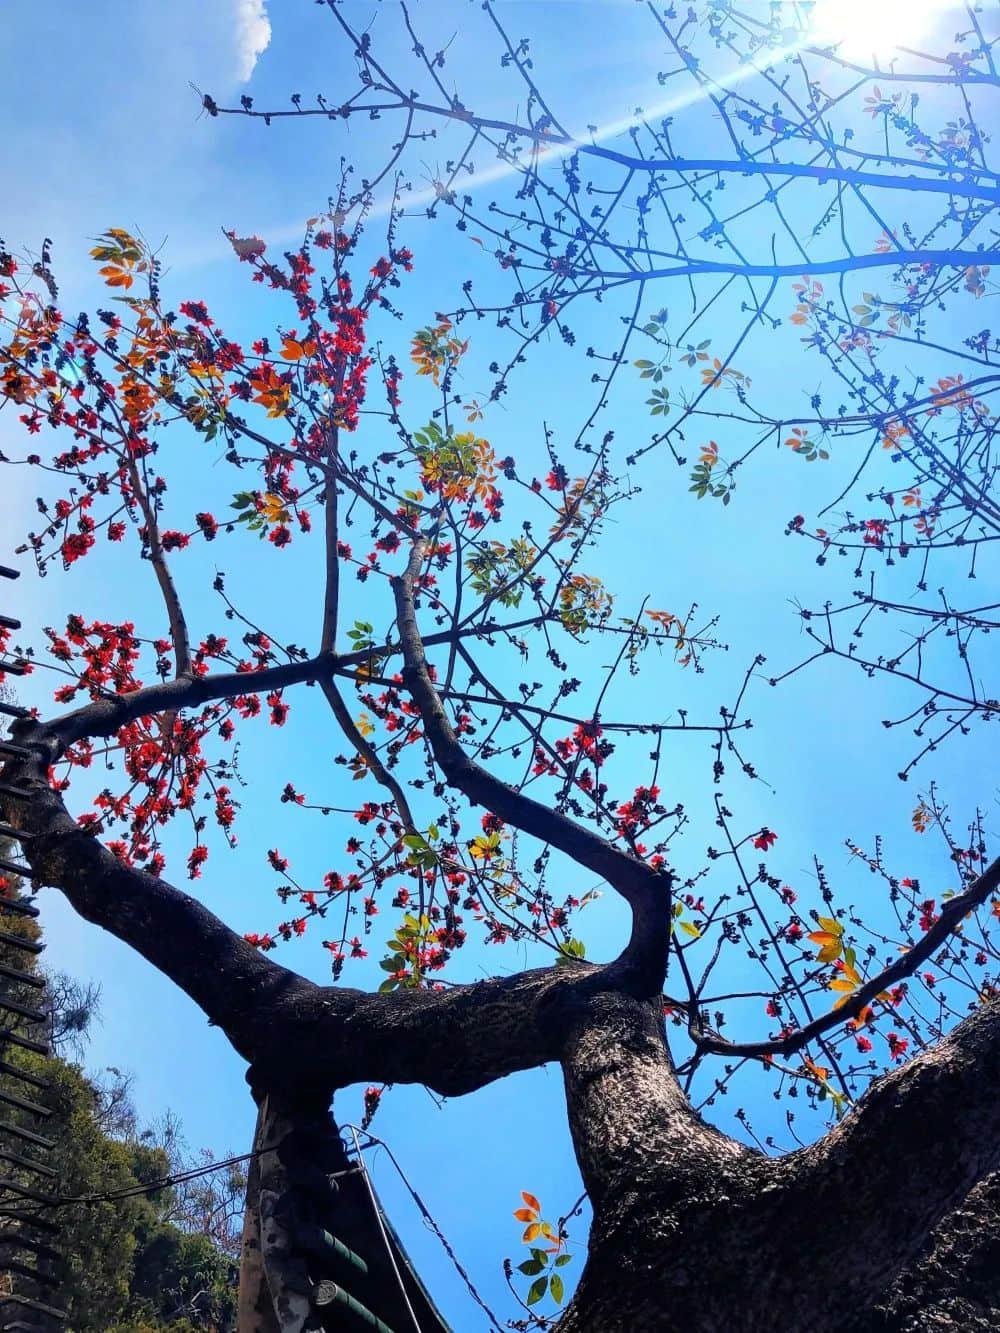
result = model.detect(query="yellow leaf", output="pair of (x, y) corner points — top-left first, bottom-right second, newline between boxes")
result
(469, 833), (500, 861)
(522, 1222), (543, 1243)
(260, 493), (290, 523)
(808, 930), (842, 964)
(678, 920), (701, 939)
(829, 977), (857, 993)
(356, 712), (375, 738)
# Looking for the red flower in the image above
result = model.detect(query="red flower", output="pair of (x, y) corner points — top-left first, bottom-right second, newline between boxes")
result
(179, 300), (213, 326)
(887, 1032), (909, 1060)
(362, 1085), (382, 1128)
(753, 829), (777, 851)
(187, 844), (209, 879)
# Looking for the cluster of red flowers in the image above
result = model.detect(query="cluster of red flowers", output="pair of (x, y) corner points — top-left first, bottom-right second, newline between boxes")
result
(615, 784), (661, 838)
(554, 719), (608, 767)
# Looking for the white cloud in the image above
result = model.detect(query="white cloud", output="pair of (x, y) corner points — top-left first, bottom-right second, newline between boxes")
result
(233, 0), (271, 82)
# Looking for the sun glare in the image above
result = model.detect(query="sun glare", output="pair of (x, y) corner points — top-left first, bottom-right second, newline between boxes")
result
(806, 0), (953, 62)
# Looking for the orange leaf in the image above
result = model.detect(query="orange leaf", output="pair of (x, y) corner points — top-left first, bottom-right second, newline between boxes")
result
(808, 929), (842, 964)
(520, 1191), (542, 1213)
(512, 1207), (536, 1223)
(98, 265), (134, 291)
(280, 337), (317, 362)
(522, 1222), (543, 1243)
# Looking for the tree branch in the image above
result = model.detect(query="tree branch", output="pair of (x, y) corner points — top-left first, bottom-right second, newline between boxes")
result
(695, 853), (1000, 1061)
(0, 741), (312, 1071)
(1, 718), (666, 1106)
(583, 250), (1000, 285)
(40, 653), (338, 754)
(391, 539), (672, 991)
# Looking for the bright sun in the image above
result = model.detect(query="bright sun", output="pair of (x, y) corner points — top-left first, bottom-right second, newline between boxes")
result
(806, 0), (954, 61)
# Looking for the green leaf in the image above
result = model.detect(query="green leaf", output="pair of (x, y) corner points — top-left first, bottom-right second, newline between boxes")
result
(555, 938), (586, 966)
(526, 1276), (548, 1306)
(518, 1259), (544, 1276)
(555, 1253), (572, 1267)
(550, 1273), (564, 1305)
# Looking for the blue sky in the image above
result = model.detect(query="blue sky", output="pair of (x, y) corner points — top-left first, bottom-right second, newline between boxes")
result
(2, 1), (995, 1325)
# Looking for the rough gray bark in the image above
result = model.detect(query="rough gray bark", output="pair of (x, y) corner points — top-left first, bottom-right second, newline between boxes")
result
(237, 1105), (282, 1333)
(847, 1173), (1000, 1332)
(553, 990), (1000, 1332)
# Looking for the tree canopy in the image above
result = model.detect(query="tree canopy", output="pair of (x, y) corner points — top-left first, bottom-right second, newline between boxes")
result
(1, 3), (999, 1328)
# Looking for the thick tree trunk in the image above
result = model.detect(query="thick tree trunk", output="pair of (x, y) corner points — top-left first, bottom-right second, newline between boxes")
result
(556, 991), (772, 1332)
(555, 992), (1000, 1332)
(237, 1104), (282, 1333)
(846, 1172), (1000, 1332)
(559, 1173), (1000, 1333)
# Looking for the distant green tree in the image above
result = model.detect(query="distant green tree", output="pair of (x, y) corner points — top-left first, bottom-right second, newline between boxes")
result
(1, 834), (237, 1330)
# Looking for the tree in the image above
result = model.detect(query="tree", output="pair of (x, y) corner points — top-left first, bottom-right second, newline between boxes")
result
(0, 839), (239, 1329)
(1, 3), (999, 1328)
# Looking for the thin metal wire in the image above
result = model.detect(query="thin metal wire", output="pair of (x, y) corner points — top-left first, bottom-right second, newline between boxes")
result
(347, 1121), (423, 1333)
(0, 1146), (264, 1209)
(346, 1124), (505, 1333)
